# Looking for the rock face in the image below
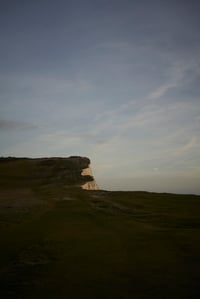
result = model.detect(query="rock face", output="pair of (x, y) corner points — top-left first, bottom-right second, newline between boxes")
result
(68, 156), (99, 190)
(81, 164), (99, 190)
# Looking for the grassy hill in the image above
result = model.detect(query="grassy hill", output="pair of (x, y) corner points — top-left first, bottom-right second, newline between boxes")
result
(0, 157), (200, 298)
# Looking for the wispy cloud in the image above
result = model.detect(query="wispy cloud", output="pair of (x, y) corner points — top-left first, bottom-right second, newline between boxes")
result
(146, 59), (200, 100)
(147, 83), (175, 100)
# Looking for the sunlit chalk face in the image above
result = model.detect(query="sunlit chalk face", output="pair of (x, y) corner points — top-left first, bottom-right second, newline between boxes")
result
(81, 164), (99, 190)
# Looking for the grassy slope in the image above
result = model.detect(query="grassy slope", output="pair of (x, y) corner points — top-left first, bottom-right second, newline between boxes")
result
(0, 158), (200, 298)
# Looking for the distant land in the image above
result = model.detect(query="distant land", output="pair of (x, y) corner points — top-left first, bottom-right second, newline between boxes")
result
(0, 156), (200, 298)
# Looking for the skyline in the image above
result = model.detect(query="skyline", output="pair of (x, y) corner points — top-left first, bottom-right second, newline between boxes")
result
(0, 0), (200, 194)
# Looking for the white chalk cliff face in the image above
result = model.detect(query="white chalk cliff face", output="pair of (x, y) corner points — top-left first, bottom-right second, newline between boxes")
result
(81, 164), (99, 190)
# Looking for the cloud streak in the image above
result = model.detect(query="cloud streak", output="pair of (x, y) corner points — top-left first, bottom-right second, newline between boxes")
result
(0, 119), (37, 130)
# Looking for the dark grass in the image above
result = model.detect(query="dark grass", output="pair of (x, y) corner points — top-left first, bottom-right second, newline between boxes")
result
(0, 158), (200, 298)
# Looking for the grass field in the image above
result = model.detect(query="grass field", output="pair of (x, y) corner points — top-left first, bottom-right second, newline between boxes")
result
(0, 158), (200, 298)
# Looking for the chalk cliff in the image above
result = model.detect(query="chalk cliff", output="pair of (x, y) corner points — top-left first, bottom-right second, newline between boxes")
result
(81, 164), (99, 190)
(0, 156), (99, 190)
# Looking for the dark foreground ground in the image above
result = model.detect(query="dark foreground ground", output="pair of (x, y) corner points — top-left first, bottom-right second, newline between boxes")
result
(0, 158), (200, 298)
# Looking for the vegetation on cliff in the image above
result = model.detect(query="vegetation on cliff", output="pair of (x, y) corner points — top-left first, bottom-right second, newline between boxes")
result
(0, 157), (200, 298)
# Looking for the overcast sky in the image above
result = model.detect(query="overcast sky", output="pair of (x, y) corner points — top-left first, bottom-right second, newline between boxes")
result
(1, 0), (200, 194)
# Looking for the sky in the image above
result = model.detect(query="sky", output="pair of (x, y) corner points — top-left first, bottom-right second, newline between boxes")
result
(0, 0), (200, 194)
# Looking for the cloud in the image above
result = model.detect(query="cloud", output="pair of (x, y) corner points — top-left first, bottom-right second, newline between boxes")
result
(145, 50), (200, 101)
(147, 83), (175, 100)
(0, 119), (37, 130)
